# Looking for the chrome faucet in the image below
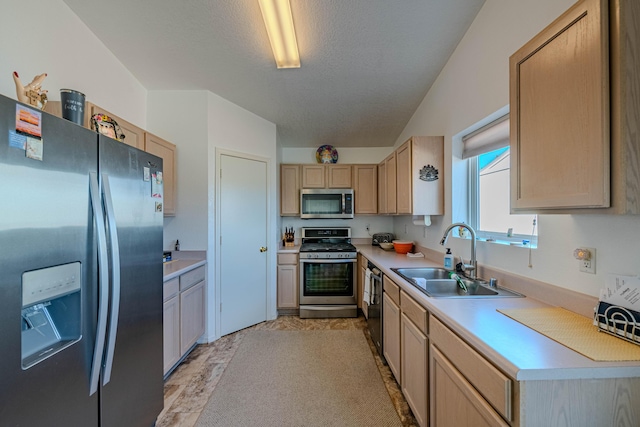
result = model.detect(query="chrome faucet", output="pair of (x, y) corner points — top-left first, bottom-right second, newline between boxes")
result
(440, 223), (477, 279)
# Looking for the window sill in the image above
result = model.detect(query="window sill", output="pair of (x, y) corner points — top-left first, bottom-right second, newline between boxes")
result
(477, 237), (537, 249)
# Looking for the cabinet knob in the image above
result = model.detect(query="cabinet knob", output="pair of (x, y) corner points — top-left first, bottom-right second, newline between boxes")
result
(260, 246), (267, 252)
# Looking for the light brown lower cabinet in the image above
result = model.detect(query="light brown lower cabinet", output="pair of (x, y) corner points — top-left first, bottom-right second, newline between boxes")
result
(163, 278), (181, 374)
(180, 280), (206, 355)
(383, 279), (401, 383)
(163, 265), (206, 376)
(277, 253), (298, 309)
(430, 345), (508, 427)
(401, 312), (428, 427)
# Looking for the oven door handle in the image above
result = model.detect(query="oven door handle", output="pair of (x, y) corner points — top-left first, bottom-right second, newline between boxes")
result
(300, 258), (357, 264)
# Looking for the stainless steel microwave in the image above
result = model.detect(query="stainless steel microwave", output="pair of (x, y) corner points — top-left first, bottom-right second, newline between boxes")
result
(300, 189), (354, 219)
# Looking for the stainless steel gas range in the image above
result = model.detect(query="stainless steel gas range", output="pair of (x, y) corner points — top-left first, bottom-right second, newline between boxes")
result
(298, 227), (357, 318)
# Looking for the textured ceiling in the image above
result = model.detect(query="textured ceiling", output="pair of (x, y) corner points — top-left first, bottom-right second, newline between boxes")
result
(63, 0), (484, 147)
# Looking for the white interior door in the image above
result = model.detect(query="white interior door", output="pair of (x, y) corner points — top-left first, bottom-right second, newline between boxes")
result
(219, 154), (268, 335)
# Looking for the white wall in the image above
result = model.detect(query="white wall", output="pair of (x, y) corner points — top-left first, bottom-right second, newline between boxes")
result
(206, 91), (278, 339)
(392, 0), (640, 298)
(0, 0), (147, 126)
(146, 91), (210, 251)
(148, 90), (278, 341)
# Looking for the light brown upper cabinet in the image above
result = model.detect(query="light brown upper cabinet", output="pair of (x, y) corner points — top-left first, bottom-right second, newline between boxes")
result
(384, 152), (397, 214)
(377, 161), (387, 214)
(86, 103), (146, 150)
(42, 101), (145, 150)
(390, 136), (444, 216)
(510, 0), (640, 213)
(352, 164), (378, 214)
(144, 132), (177, 216)
(301, 164), (352, 188)
(280, 164), (301, 216)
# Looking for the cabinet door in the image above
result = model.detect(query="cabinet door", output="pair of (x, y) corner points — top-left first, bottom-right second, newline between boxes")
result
(327, 165), (352, 188)
(277, 264), (298, 308)
(510, 0), (609, 211)
(87, 102), (146, 150)
(302, 165), (326, 188)
(385, 152), (397, 214)
(145, 132), (177, 216)
(163, 295), (181, 375)
(430, 345), (508, 427)
(280, 164), (300, 215)
(411, 136), (445, 215)
(353, 164), (377, 214)
(378, 161), (387, 214)
(382, 292), (401, 383)
(401, 313), (428, 427)
(180, 280), (206, 355)
(396, 139), (412, 214)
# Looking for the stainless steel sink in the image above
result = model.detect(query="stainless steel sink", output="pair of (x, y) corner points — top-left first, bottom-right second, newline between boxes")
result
(391, 267), (522, 298)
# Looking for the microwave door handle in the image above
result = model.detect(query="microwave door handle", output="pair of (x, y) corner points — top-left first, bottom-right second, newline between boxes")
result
(342, 194), (346, 214)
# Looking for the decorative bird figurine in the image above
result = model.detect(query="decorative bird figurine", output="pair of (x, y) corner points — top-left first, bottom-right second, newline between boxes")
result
(13, 71), (48, 109)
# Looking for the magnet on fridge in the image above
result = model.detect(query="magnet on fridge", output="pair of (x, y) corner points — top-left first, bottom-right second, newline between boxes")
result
(25, 137), (43, 161)
(151, 172), (163, 199)
(143, 167), (150, 182)
(155, 202), (163, 213)
(9, 130), (27, 150)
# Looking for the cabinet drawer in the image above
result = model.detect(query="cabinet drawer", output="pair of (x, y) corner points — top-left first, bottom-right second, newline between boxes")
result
(383, 276), (400, 305)
(400, 291), (427, 335)
(163, 277), (179, 302)
(430, 315), (513, 421)
(277, 253), (298, 265)
(180, 265), (205, 291)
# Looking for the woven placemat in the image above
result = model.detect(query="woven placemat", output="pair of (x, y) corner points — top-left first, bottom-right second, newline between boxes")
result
(497, 307), (640, 361)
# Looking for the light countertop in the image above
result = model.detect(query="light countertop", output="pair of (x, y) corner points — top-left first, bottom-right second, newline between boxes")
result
(163, 258), (206, 281)
(356, 244), (640, 382)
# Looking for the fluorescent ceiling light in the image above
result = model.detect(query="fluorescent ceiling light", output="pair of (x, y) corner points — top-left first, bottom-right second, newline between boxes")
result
(258, 0), (300, 68)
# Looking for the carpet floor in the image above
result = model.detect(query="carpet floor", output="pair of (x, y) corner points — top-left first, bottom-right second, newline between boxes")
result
(195, 330), (402, 426)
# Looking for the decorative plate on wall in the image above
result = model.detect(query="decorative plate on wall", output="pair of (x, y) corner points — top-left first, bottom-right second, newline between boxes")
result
(316, 145), (338, 163)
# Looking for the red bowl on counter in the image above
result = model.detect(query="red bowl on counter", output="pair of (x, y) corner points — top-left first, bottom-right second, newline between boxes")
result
(392, 240), (413, 254)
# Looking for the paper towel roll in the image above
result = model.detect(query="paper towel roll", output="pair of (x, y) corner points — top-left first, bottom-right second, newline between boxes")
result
(412, 215), (431, 226)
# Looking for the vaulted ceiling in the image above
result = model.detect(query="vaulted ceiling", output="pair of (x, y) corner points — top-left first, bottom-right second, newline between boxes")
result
(63, 0), (484, 147)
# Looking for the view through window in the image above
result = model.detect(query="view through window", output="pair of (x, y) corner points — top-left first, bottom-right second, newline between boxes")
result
(471, 146), (537, 243)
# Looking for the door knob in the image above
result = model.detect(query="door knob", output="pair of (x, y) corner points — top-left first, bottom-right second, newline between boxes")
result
(260, 246), (267, 252)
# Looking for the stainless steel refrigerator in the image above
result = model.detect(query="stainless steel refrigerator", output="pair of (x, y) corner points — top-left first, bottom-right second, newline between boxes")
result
(0, 94), (164, 426)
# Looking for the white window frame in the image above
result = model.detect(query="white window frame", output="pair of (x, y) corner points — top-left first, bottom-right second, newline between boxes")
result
(468, 151), (537, 247)
(462, 113), (537, 248)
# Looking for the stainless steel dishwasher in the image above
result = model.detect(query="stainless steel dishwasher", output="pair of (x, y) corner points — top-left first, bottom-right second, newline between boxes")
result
(365, 261), (384, 360)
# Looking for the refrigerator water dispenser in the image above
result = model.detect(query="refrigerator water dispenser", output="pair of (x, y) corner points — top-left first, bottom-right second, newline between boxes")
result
(21, 262), (82, 369)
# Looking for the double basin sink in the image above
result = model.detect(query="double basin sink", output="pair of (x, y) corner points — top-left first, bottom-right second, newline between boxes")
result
(391, 267), (522, 298)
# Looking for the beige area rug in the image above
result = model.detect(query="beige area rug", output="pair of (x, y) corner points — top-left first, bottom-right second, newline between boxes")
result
(195, 330), (402, 427)
(498, 307), (640, 361)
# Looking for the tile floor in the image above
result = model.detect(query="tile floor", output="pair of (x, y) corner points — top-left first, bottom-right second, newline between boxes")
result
(157, 315), (418, 427)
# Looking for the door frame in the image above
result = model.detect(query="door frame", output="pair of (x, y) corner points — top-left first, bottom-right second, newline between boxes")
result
(214, 148), (274, 339)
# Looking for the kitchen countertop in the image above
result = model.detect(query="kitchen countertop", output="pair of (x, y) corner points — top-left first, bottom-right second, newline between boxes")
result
(356, 244), (640, 382)
(163, 258), (206, 281)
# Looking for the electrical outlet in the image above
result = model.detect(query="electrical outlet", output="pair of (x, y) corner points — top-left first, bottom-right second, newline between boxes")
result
(579, 248), (596, 274)
(365, 223), (370, 232)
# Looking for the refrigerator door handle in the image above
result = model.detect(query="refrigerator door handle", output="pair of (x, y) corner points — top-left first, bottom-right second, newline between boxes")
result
(89, 172), (109, 396)
(101, 173), (121, 386)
